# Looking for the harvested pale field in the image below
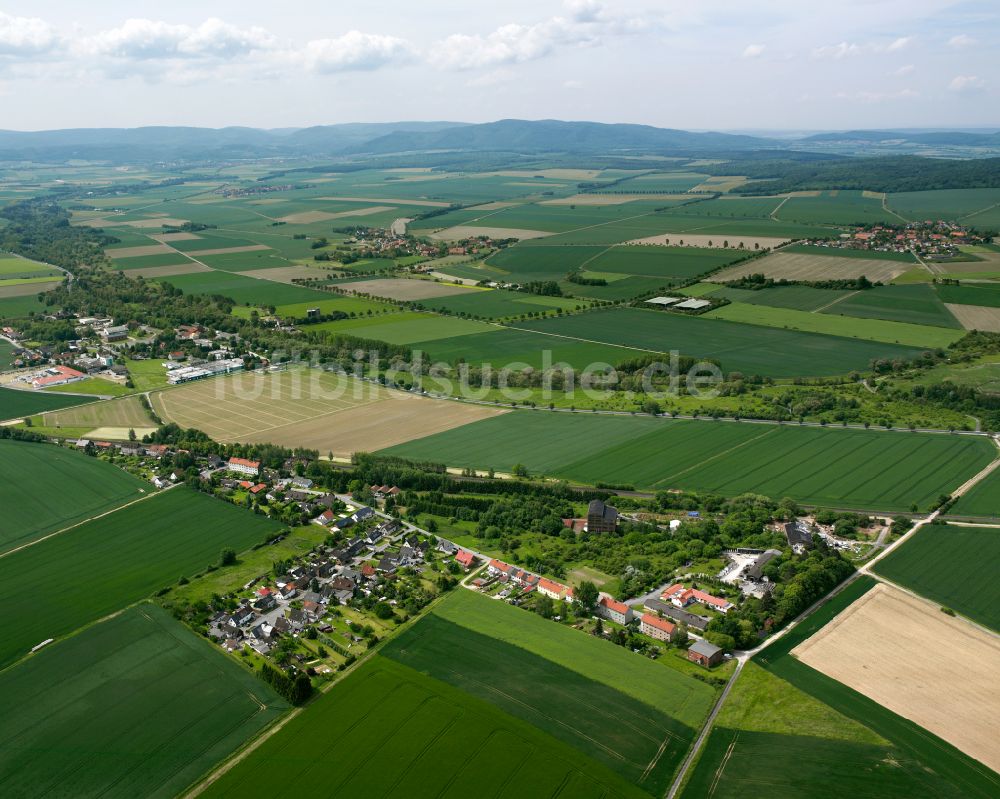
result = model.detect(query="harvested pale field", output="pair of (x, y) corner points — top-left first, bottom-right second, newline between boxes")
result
(792, 583), (1000, 774)
(344, 278), (478, 301)
(128, 262), (208, 278)
(629, 233), (790, 250)
(184, 244), (272, 257)
(689, 176), (748, 192)
(124, 217), (190, 228)
(150, 369), (505, 456)
(946, 303), (1000, 332)
(0, 281), (59, 298)
(277, 207), (395, 224)
(707, 251), (908, 283)
(505, 182), (569, 188)
(151, 231), (200, 242)
(87, 425), (159, 439)
(235, 265), (329, 284)
(247, 198), (289, 205)
(940, 253), (1000, 274)
(42, 395), (154, 430)
(315, 196), (451, 207)
(105, 244), (173, 258)
(468, 201), (519, 211)
(540, 193), (691, 206)
(429, 225), (550, 241)
(863, 190), (886, 200)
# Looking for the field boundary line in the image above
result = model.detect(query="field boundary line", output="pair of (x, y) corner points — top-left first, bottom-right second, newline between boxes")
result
(655, 427), (778, 487)
(813, 289), (860, 314)
(0, 483), (177, 560)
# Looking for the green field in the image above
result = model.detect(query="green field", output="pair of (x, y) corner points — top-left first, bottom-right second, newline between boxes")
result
(152, 270), (332, 306)
(874, 524), (1000, 630)
(518, 307), (926, 377)
(949, 465), (1000, 517)
(0, 486), (280, 667)
(382, 412), (996, 510)
(1, 388), (96, 420)
(935, 282), (1000, 308)
(707, 301), (962, 348)
(0, 439), (148, 554)
(886, 188), (1000, 223)
(776, 191), (902, 226)
(200, 656), (647, 798)
(0, 255), (61, 278)
(383, 613), (699, 794)
(0, 604), (287, 798)
(109, 253), (196, 269)
(740, 577), (1000, 799)
(486, 245), (610, 281)
(420, 289), (581, 318)
(708, 284), (851, 311)
(820, 284), (962, 328)
(311, 312), (495, 344)
(0, 293), (49, 319)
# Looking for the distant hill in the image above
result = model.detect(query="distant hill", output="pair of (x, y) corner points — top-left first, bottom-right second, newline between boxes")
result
(346, 119), (776, 155)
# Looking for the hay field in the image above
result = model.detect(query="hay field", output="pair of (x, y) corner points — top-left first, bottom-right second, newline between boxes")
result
(945, 303), (1000, 332)
(234, 265), (328, 283)
(184, 244), (271, 256)
(708, 251), (910, 283)
(629, 233), (789, 250)
(344, 277), (479, 301)
(151, 369), (506, 456)
(41, 395), (153, 431)
(0, 281), (60, 298)
(429, 225), (550, 241)
(150, 231), (200, 242)
(792, 583), (1000, 774)
(277, 206), (395, 224)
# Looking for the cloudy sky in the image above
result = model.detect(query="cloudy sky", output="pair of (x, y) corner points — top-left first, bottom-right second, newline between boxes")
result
(0, 0), (996, 131)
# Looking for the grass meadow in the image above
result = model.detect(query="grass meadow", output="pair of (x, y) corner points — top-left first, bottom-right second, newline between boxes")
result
(949, 467), (1000, 518)
(874, 523), (1000, 630)
(0, 386), (94, 419)
(381, 412), (996, 510)
(0, 487), (280, 667)
(0, 605), (287, 799)
(0, 439), (148, 554)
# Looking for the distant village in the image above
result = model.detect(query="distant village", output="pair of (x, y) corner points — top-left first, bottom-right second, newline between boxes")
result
(803, 221), (989, 260)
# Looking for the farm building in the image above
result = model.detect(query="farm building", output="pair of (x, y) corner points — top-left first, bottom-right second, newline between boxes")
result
(640, 613), (677, 642)
(687, 639), (724, 668)
(587, 499), (619, 533)
(745, 549), (782, 581)
(598, 595), (633, 625)
(227, 457), (260, 477)
(30, 365), (86, 389)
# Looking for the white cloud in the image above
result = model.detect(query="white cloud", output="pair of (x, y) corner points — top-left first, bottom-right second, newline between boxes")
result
(80, 17), (276, 60)
(886, 36), (911, 52)
(947, 34), (976, 49)
(299, 31), (413, 74)
(429, 0), (648, 70)
(742, 44), (765, 58)
(0, 11), (59, 56)
(563, 79), (584, 89)
(836, 88), (919, 103)
(813, 41), (860, 59)
(948, 74), (984, 92)
(893, 64), (915, 76)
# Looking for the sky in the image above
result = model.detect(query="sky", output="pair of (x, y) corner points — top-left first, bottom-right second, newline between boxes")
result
(0, 0), (996, 131)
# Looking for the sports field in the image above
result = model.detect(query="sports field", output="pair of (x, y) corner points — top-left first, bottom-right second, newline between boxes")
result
(518, 307), (925, 377)
(707, 302), (963, 348)
(0, 487), (279, 668)
(874, 523), (1000, 630)
(0, 386), (93, 420)
(0, 605), (287, 799)
(0, 439), (148, 554)
(381, 412), (996, 510)
(792, 583), (1000, 774)
(199, 657), (647, 799)
(708, 251), (910, 283)
(151, 369), (506, 456)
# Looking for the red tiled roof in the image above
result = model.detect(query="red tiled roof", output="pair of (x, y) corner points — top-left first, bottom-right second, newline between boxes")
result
(455, 550), (475, 566)
(600, 596), (630, 615)
(228, 457), (260, 469)
(641, 613), (676, 634)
